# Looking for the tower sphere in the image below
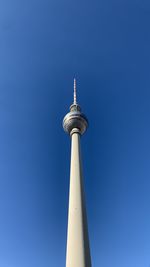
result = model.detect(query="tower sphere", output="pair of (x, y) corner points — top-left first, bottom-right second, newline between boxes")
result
(63, 103), (88, 135)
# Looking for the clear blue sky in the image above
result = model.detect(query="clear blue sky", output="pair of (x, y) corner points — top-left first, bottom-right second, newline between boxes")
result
(0, 0), (150, 266)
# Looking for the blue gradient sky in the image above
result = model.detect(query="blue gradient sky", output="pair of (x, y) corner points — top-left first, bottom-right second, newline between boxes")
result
(0, 0), (150, 266)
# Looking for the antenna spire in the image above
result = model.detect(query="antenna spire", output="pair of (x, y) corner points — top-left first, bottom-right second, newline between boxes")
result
(74, 78), (77, 105)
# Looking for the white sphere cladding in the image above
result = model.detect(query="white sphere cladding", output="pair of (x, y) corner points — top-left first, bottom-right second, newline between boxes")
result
(63, 104), (88, 135)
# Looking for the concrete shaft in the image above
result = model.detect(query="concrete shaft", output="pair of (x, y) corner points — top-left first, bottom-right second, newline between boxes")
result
(66, 131), (91, 267)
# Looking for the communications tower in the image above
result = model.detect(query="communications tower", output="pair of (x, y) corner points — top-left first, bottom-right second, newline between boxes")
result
(63, 79), (92, 267)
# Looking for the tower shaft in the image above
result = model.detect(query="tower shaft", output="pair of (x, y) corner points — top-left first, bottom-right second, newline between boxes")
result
(66, 130), (91, 267)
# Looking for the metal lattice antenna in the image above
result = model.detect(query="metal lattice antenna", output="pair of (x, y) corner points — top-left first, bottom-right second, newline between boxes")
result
(73, 78), (77, 105)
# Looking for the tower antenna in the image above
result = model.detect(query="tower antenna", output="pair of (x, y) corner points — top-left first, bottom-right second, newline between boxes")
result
(73, 78), (77, 105)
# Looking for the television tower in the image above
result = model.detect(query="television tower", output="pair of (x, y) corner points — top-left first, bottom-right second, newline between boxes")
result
(63, 79), (92, 267)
